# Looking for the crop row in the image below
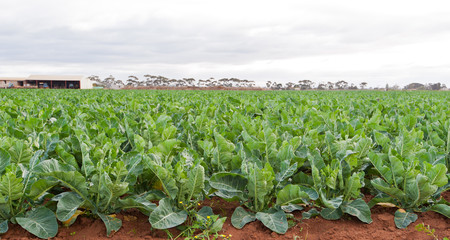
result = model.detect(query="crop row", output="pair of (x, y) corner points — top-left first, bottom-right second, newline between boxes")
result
(0, 90), (449, 238)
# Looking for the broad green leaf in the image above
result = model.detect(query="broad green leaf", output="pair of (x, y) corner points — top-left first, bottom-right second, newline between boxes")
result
(415, 174), (438, 205)
(55, 144), (79, 171)
(80, 142), (95, 177)
(36, 169), (92, 208)
(425, 163), (448, 187)
(209, 172), (247, 198)
(341, 199), (372, 223)
(256, 208), (288, 234)
(388, 154), (405, 187)
(430, 204), (450, 218)
(148, 163), (178, 199)
(344, 172), (363, 201)
(302, 208), (320, 219)
(0, 171), (24, 202)
(98, 212), (122, 236)
(56, 192), (84, 222)
(16, 207), (58, 239)
(197, 206), (214, 219)
(276, 184), (310, 206)
(280, 203), (303, 213)
(210, 217), (227, 233)
(299, 186), (319, 200)
(231, 206), (256, 229)
(369, 152), (392, 184)
(212, 131), (235, 170)
(0, 148), (11, 175)
(248, 162), (275, 212)
(149, 198), (187, 229)
(123, 154), (143, 185)
(319, 191), (343, 209)
(320, 207), (343, 220)
(430, 132), (445, 147)
(179, 165), (204, 203)
(118, 196), (157, 216)
(7, 141), (33, 165)
(374, 131), (390, 152)
(394, 209), (417, 229)
(275, 160), (298, 186)
(28, 179), (58, 201)
(34, 159), (76, 173)
(0, 220), (8, 234)
(371, 178), (406, 200)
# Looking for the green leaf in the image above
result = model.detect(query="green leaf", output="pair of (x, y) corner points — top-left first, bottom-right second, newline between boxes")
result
(371, 178), (406, 200)
(374, 131), (390, 152)
(256, 208), (288, 234)
(341, 199), (372, 223)
(149, 198), (187, 229)
(80, 142), (95, 177)
(0, 148), (11, 175)
(319, 192), (343, 209)
(248, 162), (275, 212)
(343, 172), (363, 201)
(209, 172), (247, 200)
(320, 207), (343, 220)
(394, 209), (417, 229)
(302, 208), (320, 219)
(280, 203), (303, 213)
(0, 171), (24, 202)
(16, 207), (58, 239)
(28, 179), (58, 201)
(210, 217), (227, 233)
(97, 212), (122, 236)
(56, 192), (84, 222)
(212, 131), (235, 170)
(425, 163), (448, 187)
(430, 132), (445, 147)
(55, 144), (79, 171)
(388, 154), (405, 187)
(276, 184), (310, 206)
(430, 204), (450, 218)
(0, 220), (8, 234)
(368, 152), (392, 184)
(118, 196), (157, 216)
(179, 165), (204, 203)
(197, 206), (214, 219)
(148, 163), (178, 199)
(275, 160), (298, 186)
(231, 207), (256, 229)
(36, 169), (92, 209)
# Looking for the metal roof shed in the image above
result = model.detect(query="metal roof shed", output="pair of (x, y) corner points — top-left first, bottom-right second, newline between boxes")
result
(25, 75), (93, 89)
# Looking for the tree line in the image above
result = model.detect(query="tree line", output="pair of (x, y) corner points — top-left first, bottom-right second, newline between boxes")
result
(88, 75), (447, 90)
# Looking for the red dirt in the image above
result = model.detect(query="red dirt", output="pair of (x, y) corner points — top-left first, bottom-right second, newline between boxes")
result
(2, 192), (449, 240)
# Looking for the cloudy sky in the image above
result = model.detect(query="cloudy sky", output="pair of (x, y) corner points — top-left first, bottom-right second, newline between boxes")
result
(1, 0), (450, 87)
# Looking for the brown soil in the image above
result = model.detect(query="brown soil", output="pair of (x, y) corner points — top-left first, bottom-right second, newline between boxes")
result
(2, 192), (449, 240)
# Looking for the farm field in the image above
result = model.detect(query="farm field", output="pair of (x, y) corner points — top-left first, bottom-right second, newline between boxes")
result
(0, 89), (449, 239)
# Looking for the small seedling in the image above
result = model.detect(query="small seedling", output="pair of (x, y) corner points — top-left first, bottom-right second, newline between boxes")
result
(415, 223), (448, 240)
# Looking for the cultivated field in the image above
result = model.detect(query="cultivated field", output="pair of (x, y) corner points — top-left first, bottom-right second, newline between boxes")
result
(0, 89), (448, 239)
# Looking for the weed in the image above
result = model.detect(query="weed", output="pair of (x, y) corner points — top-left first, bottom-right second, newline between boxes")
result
(415, 223), (448, 240)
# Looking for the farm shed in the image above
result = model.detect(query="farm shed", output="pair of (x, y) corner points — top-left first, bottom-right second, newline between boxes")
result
(0, 75), (93, 89)
(0, 77), (26, 88)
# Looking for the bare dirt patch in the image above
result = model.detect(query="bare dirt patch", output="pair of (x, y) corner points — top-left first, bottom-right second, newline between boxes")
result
(2, 192), (449, 240)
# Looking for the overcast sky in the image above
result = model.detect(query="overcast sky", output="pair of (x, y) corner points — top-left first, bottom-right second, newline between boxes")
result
(1, 0), (450, 87)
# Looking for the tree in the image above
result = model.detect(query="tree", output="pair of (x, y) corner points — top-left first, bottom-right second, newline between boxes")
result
(335, 80), (348, 90)
(298, 80), (314, 90)
(359, 82), (368, 89)
(317, 83), (327, 90)
(327, 82), (334, 90)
